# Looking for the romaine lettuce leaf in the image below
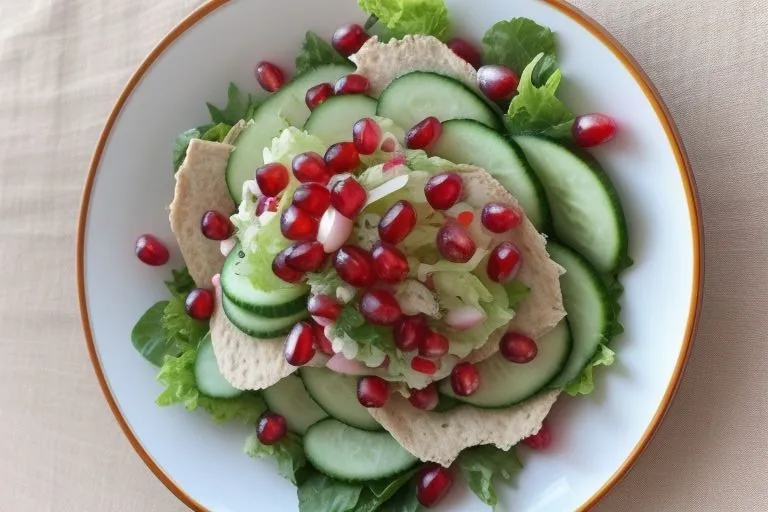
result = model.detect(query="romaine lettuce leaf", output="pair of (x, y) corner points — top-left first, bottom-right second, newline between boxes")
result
(296, 31), (349, 73)
(357, 0), (451, 41)
(456, 445), (522, 507)
(244, 432), (308, 484)
(162, 295), (208, 352)
(482, 18), (556, 75)
(298, 471), (364, 512)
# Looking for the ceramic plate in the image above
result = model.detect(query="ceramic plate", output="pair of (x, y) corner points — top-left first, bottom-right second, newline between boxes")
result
(77, 0), (702, 510)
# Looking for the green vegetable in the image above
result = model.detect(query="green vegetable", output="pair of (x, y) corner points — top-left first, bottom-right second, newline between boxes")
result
(456, 445), (522, 507)
(298, 471), (364, 512)
(306, 270), (347, 297)
(207, 82), (259, 125)
(244, 432), (308, 484)
(357, 0), (451, 41)
(564, 344), (615, 395)
(504, 281), (531, 309)
(201, 122), (233, 143)
(296, 31), (349, 73)
(378, 482), (423, 512)
(164, 267), (196, 298)
(173, 128), (205, 172)
(482, 18), (556, 75)
(334, 306), (396, 355)
(162, 297), (208, 352)
(131, 301), (176, 366)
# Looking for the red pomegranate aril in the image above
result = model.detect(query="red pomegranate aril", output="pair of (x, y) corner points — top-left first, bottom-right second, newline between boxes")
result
(522, 422), (552, 450)
(255, 61), (286, 92)
(312, 320), (334, 355)
(437, 224), (476, 263)
(352, 117), (381, 155)
(450, 362), (480, 396)
(184, 288), (215, 320)
(371, 242), (409, 283)
(332, 23), (370, 56)
(305, 83), (334, 110)
(411, 356), (438, 375)
(360, 289), (402, 326)
(406, 116), (442, 149)
(292, 183), (331, 218)
(382, 154), (406, 172)
(334, 74), (370, 95)
(477, 65), (520, 101)
(481, 203), (522, 233)
(308, 294), (342, 322)
(285, 321), (316, 366)
(500, 332), (538, 363)
(285, 241), (326, 272)
(419, 330), (449, 358)
(255, 162), (290, 197)
(357, 375), (390, 408)
(135, 234), (169, 266)
(292, 152), (330, 185)
(334, 245), (376, 287)
(573, 113), (617, 147)
(280, 205), (319, 241)
(379, 200), (417, 244)
(447, 37), (482, 68)
(487, 241), (522, 283)
(424, 172), (462, 210)
(201, 210), (233, 241)
(272, 250), (305, 283)
(325, 142), (361, 174)
(257, 412), (287, 445)
(256, 195), (278, 215)
(408, 383), (439, 411)
(394, 315), (429, 352)
(330, 177), (367, 218)
(417, 464), (454, 507)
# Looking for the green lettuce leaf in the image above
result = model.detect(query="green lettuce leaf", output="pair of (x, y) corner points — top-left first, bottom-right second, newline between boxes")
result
(162, 297), (208, 353)
(353, 468), (419, 512)
(244, 433), (308, 484)
(165, 267), (196, 298)
(456, 445), (523, 507)
(334, 306), (396, 355)
(378, 482), (423, 512)
(504, 280), (531, 309)
(298, 471), (364, 512)
(357, 0), (451, 40)
(306, 269), (347, 297)
(207, 82), (258, 125)
(482, 18), (556, 75)
(296, 31), (349, 73)
(564, 344), (615, 396)
(173, 128), (205, 172)
(201, 122), (233, 143)
(131, 301), (176, 366)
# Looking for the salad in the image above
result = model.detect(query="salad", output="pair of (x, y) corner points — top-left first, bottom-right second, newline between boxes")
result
(131, 0), (629, 509)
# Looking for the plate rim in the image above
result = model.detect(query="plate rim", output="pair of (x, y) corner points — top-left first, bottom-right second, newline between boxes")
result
(76, 0), (704, 510)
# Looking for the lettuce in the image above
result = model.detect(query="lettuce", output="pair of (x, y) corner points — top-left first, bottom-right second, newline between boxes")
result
(358, 0), (451, 41)
(295, 31), (348, 73)
(244, 433), (308, 484)
(564, 344), (616, 396)
(456, 445), (522, 507)
(298, 471), (364, 512)
(207, 82), (259, 125)
(482, 18), (556, 75)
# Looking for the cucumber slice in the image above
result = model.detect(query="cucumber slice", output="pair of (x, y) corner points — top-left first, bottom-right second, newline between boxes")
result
(304, 419), (417, 481)
(194, 334), (242, 399)
(547, 242), (612, 388)
(376, 71), (502, 131)
(431, 120), (550, 230)
(300, 367), (382, 431)
(303, 95), (377, 145)
(262, 374), (328, 434)
(226, 64), (353, 203)
(438, 320), (572, 408)
(220, 247), (308, 317)
(221, 294), (308, 339)
(514, 136), (629, 274)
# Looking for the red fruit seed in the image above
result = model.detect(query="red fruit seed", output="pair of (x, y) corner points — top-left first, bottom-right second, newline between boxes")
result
(201, 210), (233, 241)
(272, 250), (305, 283)
(285, 241), (326, 272)
(405, 116), (442, 150)
(332, 23), (370, 57)
(305, 83), (334, 110)
(394, 315), (429, 352)
(419, 330), (449, 358)
(379, 200), (417, 244)
(417, 464), (454, 507)
(447, 38), (482, 68)
(292, 152), (330, 185)
(255, 61), (286, 93)
(308, 294), (342, 322)
(280, 205), (319, 241)
(334, 74), (370, 95)
(255, 162), (290, 197)
(184, 288), (215, 320)
(312, 320), (335, 355)
(325, 142), (361, 174)
(357, 375), (390, 408)
(522, 422), (552, 450)
(481, 202), (522, 233)
(436, 224), (477, 263)
(360, 289), (403, 326)
(284, 321), (316, 366)
(371, 242), (409, 283)
(352, 117), (382, 155)
(256, 195), (278, 215)
(411, 356), (438, 375)
(408, 383), (439, 411)
(292, 183), (331, 218)
(135, 234), (169, 266)
(451, 362), (480, 396)
(487, 241), (522, 283)
(572, 113), (617, 148)
(424, 172), (462, 210)
(330, 177), (367, 218)
(257, 412), (287, 445)
(334, 245), (376, 288)
(477, 65), (520, 101)
(499, 332), (538, 363)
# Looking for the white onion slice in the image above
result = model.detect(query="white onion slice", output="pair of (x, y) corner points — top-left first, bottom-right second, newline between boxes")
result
(444, 306), (486, 331)
(317, 207), (354, 253)
(364, 175), (409, 207)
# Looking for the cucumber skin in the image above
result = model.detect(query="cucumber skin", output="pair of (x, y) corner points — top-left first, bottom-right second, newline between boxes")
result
(221, 295), (308, 339)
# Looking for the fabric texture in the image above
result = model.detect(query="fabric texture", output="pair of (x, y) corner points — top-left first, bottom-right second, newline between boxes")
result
(0, 0), (766, 510)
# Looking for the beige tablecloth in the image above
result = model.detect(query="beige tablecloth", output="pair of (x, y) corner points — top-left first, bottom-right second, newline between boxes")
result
(1, 0), (766, 510)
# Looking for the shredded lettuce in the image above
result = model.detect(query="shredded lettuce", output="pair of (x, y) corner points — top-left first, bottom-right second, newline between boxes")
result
(394, 279), (440, 318)
(405, 149), (457, 174)
(244, 432), (308, 484)
(416, 248), (488, 281)
(357, 0), (451, 41)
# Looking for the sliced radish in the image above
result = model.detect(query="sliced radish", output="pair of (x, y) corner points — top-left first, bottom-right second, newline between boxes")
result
(219, 237), (236, 257)
(364, 175), (409, 207)
(326, 353), (370, 375)
(444, 305), (486, 330)
(317, 207), (354, 253)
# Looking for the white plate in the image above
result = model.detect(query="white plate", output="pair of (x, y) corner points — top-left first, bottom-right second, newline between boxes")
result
(77, 0), (703, 510)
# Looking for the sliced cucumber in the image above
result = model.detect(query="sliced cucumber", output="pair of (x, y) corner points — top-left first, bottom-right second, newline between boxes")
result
(226, 64), (352, 203)
(221, 294), (308, 339)
(304, 419), (417, 481)
(431, 120), (550, 230)
(300, 367), (381, 431)
(220, 247), (308, 317)
(439, 320), (572, 408)
(303, 95), (377, 145)
(547, 242), (612, 388)
(514, 136), (629, 274)
(194, 334), (243, 398)
(262, 374), (328, 434)
(376, 72), (502, 131)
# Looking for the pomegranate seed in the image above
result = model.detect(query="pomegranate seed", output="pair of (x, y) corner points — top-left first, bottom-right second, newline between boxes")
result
(333, 74), (370, 95)
(380, 137), (397, 153)
(411, 356), (438, 375)
(371, 242), (409, 283)
(424, 172), (462, 210)
(394, 315), (429, 352)
(285, 241), (326, 272)
(308, 294), (342, 322)
(255, 162), (289, 197)
(256, 195), (278, 215)
(522, 422), (552, 449)
(408, 383), (439, 411)
(382, 154), (406, 172)
(406, 117), (442, 149)
(436, 224), (476, 263)
(135, 234), (169, 266)
(352, 118), (381, 155)
(499, 332), (538, 363)
(305, 83), (334, 110)
(487, 241), (522, 283)
(292, 183), (331, 218)
(332, 24), (370, 56)
(357, 375), (389, 408)
(272, 250), (305, 283)
(477, 65), (520, 101)
(325, 142), (361, 174)
(456, 211), (474, 226)
(450, 362), (480, 396)
(330, 177), (367, 218)
(284, 321), (316, 366)
(334, 245), (375, 287)
(312, 320), (334, 355)
(292, 152), (330, 185)
(379, 200), (417, 244)
(573, 113), (617, 147)
(184, 288), (214, 320)
(360, 289), (402, 326)
(200, 210), (233, 241)
(257, 412), (287, 445)
(255, 61), (286, 92)
(280, 205), (319, 241)
(417, 464), (454, 507)
(447, 37), (482, 68)
(481, 202), (522, 233)
(419, 330), (449, 358)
